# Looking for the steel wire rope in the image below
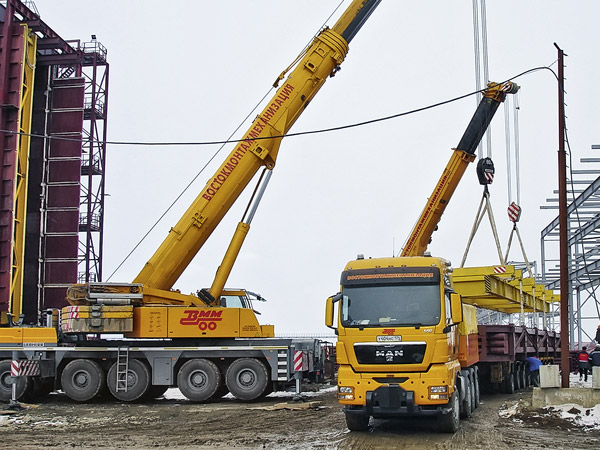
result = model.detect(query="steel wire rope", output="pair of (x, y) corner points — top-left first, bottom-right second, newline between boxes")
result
(105, 0), (346, 281)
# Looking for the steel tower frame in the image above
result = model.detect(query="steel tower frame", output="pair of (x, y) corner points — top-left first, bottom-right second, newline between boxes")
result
(77, 40), (108, 283)
(541, 147), (600, 348)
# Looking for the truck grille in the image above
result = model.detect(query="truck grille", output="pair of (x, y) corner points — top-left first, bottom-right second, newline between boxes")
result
(354, 343), (426, 365)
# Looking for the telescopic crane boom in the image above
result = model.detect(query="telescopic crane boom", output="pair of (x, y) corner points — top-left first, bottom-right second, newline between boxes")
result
(401, 81), (519, 257)
(133, 0), (381, 306)
(65, 0), (382, 339)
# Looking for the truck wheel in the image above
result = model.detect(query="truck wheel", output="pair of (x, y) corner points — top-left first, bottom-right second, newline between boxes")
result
(345, 411), (370, 431)
(473, 368), (480, 407)
(0, 360), (31, 401)
(61, 359), (105, 402)
(468, 370), (476, 411)
(225, 358), (268, 401)
(438, 393), (460, 433)
(514, 364), (522, 390)
(460, 375), (473, 418)
(503, 372), (515, 394)
(177, 359), (221, 402)
(107, 358), (151, 402)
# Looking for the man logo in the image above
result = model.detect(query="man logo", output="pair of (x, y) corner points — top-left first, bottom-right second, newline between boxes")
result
(376, 350), (404, 362)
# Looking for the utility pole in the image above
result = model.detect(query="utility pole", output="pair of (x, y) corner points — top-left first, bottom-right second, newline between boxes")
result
(554, 43), (570, 388)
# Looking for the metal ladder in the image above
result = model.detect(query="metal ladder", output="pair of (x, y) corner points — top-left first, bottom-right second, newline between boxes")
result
(116, 347), (130, 392)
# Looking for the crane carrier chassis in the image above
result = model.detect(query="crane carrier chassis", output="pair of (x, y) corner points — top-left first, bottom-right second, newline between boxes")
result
(0, 330), (334, 403)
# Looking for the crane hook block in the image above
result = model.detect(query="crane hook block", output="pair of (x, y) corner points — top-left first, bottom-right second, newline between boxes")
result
(507, 202), (522, 223)
(476, 157), (495, 185)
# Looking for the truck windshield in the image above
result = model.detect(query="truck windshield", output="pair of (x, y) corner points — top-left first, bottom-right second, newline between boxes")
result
(341, 284), (441, 327)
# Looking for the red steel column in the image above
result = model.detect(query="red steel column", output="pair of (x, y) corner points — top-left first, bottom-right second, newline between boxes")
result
(554, 43), (570, 388)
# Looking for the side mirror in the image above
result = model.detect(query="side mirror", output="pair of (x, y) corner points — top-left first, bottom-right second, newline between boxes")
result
(325, 293), (342, 329)
(450, 293), (463, 323)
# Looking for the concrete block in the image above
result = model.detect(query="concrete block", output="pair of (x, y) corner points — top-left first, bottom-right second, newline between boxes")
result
(532, 387), (600, 408)
(540, 365), (560, 388)
(592, 367), (600, 389)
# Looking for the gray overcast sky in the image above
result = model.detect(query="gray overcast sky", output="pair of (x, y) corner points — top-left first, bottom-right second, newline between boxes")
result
(34, 1), (599, 334)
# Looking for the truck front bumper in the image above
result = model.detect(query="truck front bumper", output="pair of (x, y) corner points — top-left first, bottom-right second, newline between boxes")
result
(345, 385), (451, 418)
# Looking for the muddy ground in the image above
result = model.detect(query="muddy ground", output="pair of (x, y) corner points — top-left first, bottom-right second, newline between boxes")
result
(2, 385), (600, 450)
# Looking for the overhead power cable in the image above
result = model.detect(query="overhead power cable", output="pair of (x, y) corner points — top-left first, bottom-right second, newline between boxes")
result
(0, 66), (558, 150)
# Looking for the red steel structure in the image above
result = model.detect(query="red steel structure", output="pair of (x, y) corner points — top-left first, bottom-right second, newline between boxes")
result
(0, 0), (108, 324)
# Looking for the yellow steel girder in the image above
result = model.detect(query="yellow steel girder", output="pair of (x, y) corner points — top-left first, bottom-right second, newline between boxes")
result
(10, 25), (37, 318)
(451, 265), (558, 314)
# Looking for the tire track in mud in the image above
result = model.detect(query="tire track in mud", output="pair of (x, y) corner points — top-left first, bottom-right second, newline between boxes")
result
(1, 388), (600, 449)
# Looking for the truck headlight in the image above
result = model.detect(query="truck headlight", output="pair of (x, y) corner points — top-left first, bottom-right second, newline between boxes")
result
(429, 386), (448, 393)
(429, 385), (448, 400)
(338, 386), (354, 400)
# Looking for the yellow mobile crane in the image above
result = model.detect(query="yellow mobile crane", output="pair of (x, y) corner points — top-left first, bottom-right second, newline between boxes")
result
(0, 0), (381, 404)
(326, 81), (560, 433)
(64, 0), (383, 340)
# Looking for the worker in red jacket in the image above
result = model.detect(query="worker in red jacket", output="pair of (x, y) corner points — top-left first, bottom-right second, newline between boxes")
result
(577, 346), (590, 382)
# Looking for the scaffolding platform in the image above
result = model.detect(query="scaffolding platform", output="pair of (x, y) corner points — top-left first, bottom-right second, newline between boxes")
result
(452, 265), (559, 314)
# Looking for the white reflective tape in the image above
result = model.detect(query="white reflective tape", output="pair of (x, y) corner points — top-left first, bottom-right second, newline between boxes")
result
(10, 360), (20, 377)
(293, 350), (303, 371)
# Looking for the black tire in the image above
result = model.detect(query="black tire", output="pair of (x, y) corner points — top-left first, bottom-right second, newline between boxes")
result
(503, 372), (515, 394)
(468, 370), (476, 411)
(145, 384), (169, 399)
(345, 411), (370, 431)
(520, 366), (527, 389)
(515, 365), (522, 390)
(107, 359), (151, 402)
(473, 368), (480, 407)
(225, 358), (268, 401)
(177, 359), (221, 402)
(438, 393), (460, 433)
(61, 359), (105, 402)
(460, 374), (473, 419)
(23, 377), (55, 402)
(0, 360), (31, 401)
(213, 383), (230, 399)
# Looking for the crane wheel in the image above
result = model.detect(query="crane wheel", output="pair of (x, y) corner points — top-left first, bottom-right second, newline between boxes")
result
(61, 359), (105, 402)
(107, 358), (151, 402)
(143, 384), (169, 400)
(177, 358), (221, 402)
(213, 379), (229, 399)
(0, 360), (31, 401)
(225, 358), (268, 402)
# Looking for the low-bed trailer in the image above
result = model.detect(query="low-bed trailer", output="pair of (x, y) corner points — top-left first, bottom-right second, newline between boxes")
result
(477, 324), (561, 392)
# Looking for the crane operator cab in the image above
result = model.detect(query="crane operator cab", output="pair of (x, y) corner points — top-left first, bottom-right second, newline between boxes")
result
(218, 289), (266, 315)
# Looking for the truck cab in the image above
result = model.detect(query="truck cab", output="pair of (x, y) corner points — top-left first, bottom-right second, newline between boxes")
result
(326, 255), (465, 432)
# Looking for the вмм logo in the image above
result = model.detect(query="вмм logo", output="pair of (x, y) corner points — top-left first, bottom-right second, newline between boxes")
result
(180, 310), (223, 331)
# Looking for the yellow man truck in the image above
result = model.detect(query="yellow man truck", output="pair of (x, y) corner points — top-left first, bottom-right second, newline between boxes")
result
(326, 82), (560, 432)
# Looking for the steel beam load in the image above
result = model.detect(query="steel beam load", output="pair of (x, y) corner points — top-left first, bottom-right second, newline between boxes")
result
(452, 265), (559, 313)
